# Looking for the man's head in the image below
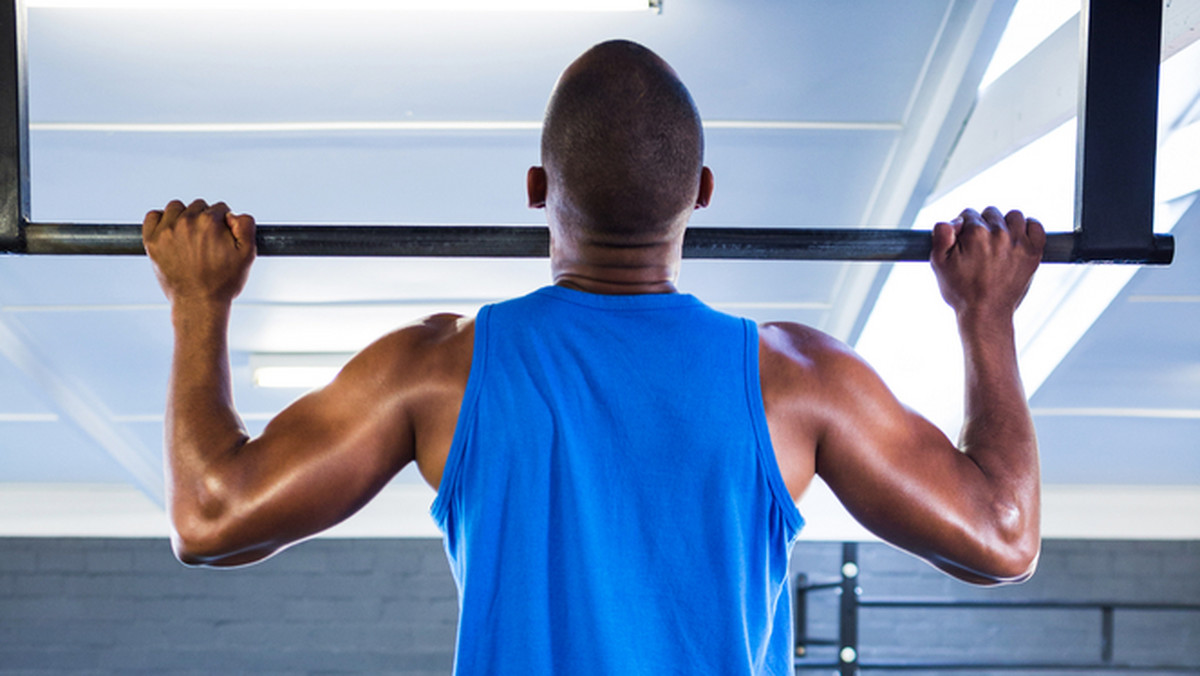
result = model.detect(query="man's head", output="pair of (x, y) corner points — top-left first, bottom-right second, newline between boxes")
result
(530, 40), (710, 245)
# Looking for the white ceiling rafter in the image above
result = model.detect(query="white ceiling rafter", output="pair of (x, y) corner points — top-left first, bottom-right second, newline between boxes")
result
(933, 13), (1078, 202)
(1164, 0), (1200, 59)
(822, 0), (1018, 343)
(936, 0), (1200, 202)
(0, 312), (164, 506)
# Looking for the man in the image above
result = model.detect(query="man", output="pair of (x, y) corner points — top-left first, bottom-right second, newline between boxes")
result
(144, 40), (1043, 674)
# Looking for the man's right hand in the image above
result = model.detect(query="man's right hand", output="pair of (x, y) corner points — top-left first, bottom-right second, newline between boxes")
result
(143, 199), (257, 306)
(931, 206), (1045, 320)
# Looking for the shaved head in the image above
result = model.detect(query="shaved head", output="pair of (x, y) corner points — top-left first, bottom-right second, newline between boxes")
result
(540, 40), (705, 243)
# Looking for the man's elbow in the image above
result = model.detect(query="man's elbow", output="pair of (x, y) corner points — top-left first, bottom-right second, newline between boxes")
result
(170, 514), (229, 567)
(978, 543), (1040, 585)
(169, 490), (285, 568)
(973, 517), (1042, 585)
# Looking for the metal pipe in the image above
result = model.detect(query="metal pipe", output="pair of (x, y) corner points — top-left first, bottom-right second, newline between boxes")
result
(6, 222), (1174, 263)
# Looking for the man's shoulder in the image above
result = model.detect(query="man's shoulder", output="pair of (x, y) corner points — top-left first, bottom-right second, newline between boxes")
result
(357, 313), (475, 385)
(757, 320), (882, 394)
(758, 321), (853, 367)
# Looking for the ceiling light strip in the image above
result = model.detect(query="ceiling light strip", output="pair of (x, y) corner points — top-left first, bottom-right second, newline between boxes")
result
(709, 301), (830, 310)
(0, 413), (60, 422)
(1032, 407), (1200, 420)
(1126, 295), (1200, 303)
(29, 121), (543, 133)
(25, 0), (657, 12)
(30, 120), (903, 134)
(703, 121), (902, 132)
(2, 303), (165, 312)
(111, 413), (275, 423)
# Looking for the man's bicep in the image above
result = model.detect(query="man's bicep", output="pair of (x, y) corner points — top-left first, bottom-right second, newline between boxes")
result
(185, 333), (421, 565)
(813, 350), (999, 571)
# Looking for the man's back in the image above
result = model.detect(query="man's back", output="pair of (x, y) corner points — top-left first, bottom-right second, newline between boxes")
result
(435, 286), (802, 674)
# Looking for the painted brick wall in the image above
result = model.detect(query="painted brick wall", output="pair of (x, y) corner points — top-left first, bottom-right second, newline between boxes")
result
(0, 538), (457, 676)
(1, 538), (1197, 675)
(792, 540), (1200, 674)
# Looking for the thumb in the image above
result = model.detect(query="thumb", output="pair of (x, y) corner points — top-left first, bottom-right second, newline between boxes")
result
(931, 221), (956, 263)
(227, 212), (257, 252)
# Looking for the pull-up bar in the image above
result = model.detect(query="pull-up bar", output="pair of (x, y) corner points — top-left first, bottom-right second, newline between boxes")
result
(20, 222), (1100, 262)
(0, 1), (1175, 264)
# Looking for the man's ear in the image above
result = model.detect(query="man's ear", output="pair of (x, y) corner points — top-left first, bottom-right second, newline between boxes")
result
(695, 166), (714, 209)
(527, 166), (547, 209)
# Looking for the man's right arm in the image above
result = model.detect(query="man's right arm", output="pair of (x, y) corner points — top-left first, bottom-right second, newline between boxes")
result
(764, 207), (1044, 585)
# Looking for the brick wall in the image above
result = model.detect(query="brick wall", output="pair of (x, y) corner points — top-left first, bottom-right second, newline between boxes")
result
(0, 538), (457, 676)
(1, 538), (1197, 675)
(792, 540), (1200, 674)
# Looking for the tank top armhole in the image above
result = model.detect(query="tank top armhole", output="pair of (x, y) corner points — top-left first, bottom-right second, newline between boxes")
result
(430, 304), (491, 530)
(743, 319), (805, 537)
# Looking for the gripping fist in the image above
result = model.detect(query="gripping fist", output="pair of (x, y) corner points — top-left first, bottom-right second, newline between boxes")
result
(143, 199), (257, 305)
(931, 207), (1045, 318)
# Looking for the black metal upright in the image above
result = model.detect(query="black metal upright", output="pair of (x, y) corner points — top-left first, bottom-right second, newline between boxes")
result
(839, 543), (860, 676)
(0, 0), (28, 252)
(1073, 0), (1167, 262)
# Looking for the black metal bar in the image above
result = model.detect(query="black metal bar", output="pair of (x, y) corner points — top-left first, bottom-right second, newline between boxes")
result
(847, 663), (1200, 672)
(839, 542), (859, 676)
(4, 222), (1174, 263)
(1072, 0), (1166, 262)
(858, 600), (1200, 611)
(797, 580), (843, 593)
(0, 0), (28, 251)
(1101, 605), (1114, 664)
(793, 573), (808, 657)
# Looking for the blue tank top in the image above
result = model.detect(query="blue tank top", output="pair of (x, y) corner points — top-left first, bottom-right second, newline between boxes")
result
(431, 286), (804, 675)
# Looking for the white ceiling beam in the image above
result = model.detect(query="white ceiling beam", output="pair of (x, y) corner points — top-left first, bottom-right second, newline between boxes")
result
(0, 314), (164, 506)
(933, 15), (1079, 201)
(935, 0), (1200, 201)
(822, 0), (1017, 342)
(1164, 0), (1200, 60)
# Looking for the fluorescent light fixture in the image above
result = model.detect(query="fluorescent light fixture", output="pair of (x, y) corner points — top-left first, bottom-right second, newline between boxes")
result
(250, 353), (352, 389)
(978, 0), (1078, 91)
(25, 0), (659, 11)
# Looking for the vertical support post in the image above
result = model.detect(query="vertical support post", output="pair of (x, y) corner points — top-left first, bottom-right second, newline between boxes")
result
(0, 0), (28, 252)
(793, 573), (808, 658)
(1100, 605), (1115, 663)
(1073, 0), (1163, 261)
(839, 542), (859, 676)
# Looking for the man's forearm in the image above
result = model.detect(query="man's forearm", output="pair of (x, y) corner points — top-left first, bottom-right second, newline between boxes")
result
(957, 310), (1041, 570)
(165, 299), (250, 544)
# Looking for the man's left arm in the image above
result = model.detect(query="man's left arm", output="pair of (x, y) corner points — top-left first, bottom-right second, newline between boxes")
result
(145, 200), (439, 567)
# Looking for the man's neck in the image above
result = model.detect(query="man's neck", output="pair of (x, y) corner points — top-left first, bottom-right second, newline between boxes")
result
(550, 234), (683, 295)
